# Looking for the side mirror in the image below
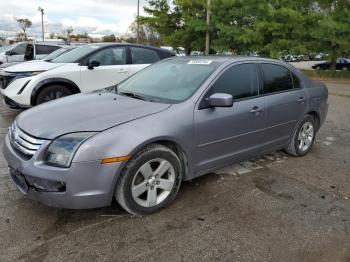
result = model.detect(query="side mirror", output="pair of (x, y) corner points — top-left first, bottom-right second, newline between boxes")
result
(87, 60), (100, 70)
(206, 93), (233, 108)
(5, 50), (13, 56)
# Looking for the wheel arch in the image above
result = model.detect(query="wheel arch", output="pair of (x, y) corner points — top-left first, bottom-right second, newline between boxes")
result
(30, 78), (81, 105)
(129, 138), (190, 181)
(307, 111), (320, 131)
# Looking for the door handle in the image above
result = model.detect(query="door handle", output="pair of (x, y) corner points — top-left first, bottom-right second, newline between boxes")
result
(250, 106), (265, 113)
(297, 97), (306, 103)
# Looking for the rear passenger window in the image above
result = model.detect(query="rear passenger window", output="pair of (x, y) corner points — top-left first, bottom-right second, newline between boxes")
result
(210, 64), (258, 100)
(36, 45), (60, 55)
(261, 64), (293, 94)
(131, 47), (160, 64)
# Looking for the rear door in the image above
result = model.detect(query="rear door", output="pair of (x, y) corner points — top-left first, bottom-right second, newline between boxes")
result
(34, 44), (60, 59)
(258, 63), (307, 148)
(128, 46), (161, 76)
(80, 46), (130, 92)
(193, 63), (267, 173)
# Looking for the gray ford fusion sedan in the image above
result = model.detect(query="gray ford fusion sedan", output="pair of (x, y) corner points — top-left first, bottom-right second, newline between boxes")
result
(3, 56), (328, 215)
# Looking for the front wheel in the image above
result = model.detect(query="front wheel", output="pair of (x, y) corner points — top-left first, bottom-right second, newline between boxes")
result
(285, 115), (316, 156)
(115, 144), (182, 215)
(35, 85), (73, 105)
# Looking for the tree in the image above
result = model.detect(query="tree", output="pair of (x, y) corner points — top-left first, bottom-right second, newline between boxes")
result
(16, 18), (32, 41)
(141, 0), (208, 54)
(309, 0), (350, 69)
(142, 0), (350, 69)
(128, 21), (163, 46)
(102, 34), (117, 42)
(65, 27), (74, 42)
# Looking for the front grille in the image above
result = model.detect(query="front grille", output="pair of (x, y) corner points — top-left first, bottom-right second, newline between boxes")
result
(9, 122), (47, 156)
(0, 72), (16, 90)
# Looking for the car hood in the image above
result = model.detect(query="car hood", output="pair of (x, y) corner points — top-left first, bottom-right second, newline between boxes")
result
(16, 91), (171, 139)
(5, 61), (65, 73)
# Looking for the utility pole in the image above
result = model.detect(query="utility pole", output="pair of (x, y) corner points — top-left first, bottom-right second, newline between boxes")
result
(205, 0), (211, 55)
(136, 0), (140, 44)
(38, 7), (44, 42)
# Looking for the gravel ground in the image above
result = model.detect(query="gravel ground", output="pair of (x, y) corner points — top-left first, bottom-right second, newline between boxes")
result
(0, 80), (349, 262)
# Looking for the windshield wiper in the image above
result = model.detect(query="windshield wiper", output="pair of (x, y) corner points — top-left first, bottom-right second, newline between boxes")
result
(118, 91), (147, 101)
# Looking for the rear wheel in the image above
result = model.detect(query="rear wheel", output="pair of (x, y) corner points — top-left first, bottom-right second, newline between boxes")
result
(285, 115), (316, 156)
(35, 85), (73, 105)
(115, 144), (182, 215)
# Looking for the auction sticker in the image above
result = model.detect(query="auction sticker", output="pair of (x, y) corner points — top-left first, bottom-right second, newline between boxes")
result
(187, 60), (212, 65)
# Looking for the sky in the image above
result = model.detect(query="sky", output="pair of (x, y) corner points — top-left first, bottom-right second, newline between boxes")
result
(0, 0), (148, 39)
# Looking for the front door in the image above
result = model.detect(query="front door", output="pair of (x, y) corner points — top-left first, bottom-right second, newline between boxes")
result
(7, 43), (27, 62)
(80, 46), (130, 92)
(193, 63), (267, 173)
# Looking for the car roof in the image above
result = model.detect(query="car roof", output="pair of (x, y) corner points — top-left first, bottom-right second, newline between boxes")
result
(167, 55), (286, 64)
(85, 43), (175, 55)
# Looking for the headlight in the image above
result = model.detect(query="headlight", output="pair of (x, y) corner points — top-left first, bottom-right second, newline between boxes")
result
(45, 132), (97, 168)
(16, 71), (45, 78)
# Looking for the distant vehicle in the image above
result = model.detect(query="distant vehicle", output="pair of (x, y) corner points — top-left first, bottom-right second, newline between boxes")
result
(3, 56), (328, 214)
(283, 54), (297, 62)
(312, 58), (350, 70)
(191, 51), (204, 56)
(0, 42), (61, 65)
(0, 46), (76, 69)
(161, 46), (186, 56)
(314, 53), (329, 61)
(0, 43), (175, 108)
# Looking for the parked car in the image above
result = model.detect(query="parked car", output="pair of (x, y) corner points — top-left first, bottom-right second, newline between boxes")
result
(0, 42), (61, 65)
(0, 43), (175, 108)
(3, 56), (328, 215)
(0, 46), (76, 69)
(312, 58), (350, 70)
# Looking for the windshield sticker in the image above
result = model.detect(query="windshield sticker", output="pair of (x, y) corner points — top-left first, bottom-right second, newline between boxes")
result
(187, 60), (212, 65)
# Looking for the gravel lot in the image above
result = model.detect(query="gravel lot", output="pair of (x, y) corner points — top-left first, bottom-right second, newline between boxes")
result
(0, 80), (350, 262)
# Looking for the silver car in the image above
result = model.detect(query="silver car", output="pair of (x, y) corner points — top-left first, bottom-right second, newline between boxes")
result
(3, 56), (328, 215)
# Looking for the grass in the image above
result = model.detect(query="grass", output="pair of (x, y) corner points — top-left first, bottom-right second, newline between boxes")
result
(301, 69), (350, 81)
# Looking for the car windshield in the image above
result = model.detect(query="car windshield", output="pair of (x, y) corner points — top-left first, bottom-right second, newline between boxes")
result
(51, 45), (99, 63)
(0, 45), (14, 53)
(116, 59), (219, 103)
(43, 47), (75, 61)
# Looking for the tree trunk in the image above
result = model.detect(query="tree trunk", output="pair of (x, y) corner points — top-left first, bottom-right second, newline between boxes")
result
(330, 57), (337, 71)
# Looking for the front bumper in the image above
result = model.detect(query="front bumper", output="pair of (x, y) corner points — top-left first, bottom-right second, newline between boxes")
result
(3, 134), (122, 209)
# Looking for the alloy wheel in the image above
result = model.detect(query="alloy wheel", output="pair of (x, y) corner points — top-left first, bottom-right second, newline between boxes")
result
(131, 158), (176, 207)
(298, 122), (314, 152)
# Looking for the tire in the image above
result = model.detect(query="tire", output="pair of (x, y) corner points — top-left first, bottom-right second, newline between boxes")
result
(35, 85), (73, 105)
(285, 115), (317, 157)
(115, 143), (182, 215)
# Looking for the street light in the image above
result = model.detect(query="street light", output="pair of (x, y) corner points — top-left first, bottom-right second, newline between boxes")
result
(136, 0), (140, 44)
(38, 7), (44, 42)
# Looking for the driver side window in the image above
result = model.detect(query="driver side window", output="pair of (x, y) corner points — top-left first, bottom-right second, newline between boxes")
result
(210, 63), (259, 100)
(11, 43), (27, 55)
(89, 46), (126, 66)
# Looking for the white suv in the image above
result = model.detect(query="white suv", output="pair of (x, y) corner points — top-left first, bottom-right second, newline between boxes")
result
(0, 43), (174, 108)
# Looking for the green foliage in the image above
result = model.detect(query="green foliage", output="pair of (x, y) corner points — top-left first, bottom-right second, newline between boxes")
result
(141, 0), (350, 68)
